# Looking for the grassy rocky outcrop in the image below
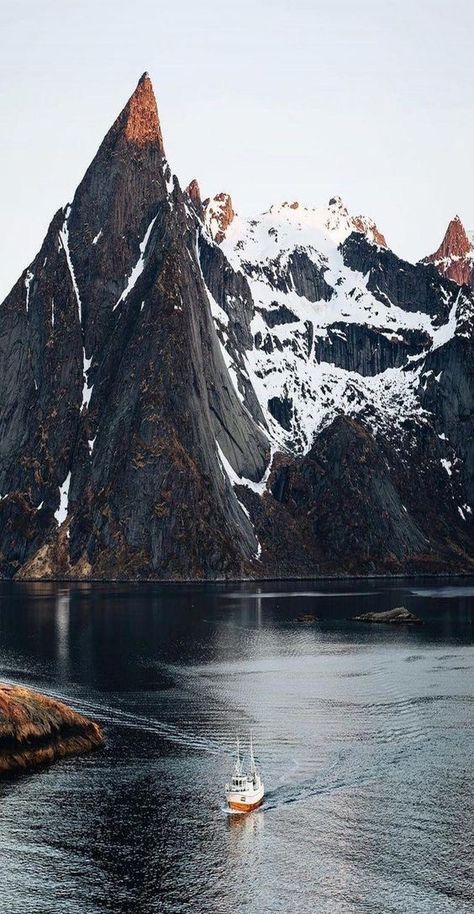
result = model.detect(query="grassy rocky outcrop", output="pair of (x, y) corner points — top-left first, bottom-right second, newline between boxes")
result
(0, 683), (104, 777)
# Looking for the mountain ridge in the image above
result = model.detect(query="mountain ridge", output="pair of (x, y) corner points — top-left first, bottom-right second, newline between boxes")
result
(0, 75), (472, 579)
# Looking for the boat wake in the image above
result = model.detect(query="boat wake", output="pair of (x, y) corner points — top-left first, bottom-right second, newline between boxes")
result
(1, 673), (436, 812)
(262, 728), (431, 813)
(0, 676), (225, 757)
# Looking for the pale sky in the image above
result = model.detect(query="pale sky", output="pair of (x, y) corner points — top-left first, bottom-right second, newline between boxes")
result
(1, 0), (473, 301)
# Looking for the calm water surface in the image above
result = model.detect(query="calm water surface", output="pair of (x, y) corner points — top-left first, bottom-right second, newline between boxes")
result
(0, 579), (472, 914)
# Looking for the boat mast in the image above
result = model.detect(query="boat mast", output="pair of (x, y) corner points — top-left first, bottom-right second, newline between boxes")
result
(235, 737), (242, 774)
(249, 732), (256, 775)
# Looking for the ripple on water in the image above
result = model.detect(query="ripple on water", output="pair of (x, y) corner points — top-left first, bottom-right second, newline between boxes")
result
(0, 580), (472, 914)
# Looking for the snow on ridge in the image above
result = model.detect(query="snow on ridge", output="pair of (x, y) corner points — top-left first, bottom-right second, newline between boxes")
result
(245, 332), (429, 454)
(440, 458), (453, 476)
(113, 214), (157, 311)
(217, 440), (275, 496)
(24, 270), (34, 314)
(59, 206), (82, 323)
(431, 295), (459, 350)
(58, 206), (94, 410)
(216, 442), (273, 560)
(55, 471), (71, 525)
(201, 193), (469, 464)
(82, 352), (93, 410)
(204, 193), (234, 242)
(221, 196), (379, 263)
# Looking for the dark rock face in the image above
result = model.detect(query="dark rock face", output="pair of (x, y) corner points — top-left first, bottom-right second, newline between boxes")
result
(270, 417), (429, 571)
(268, 395), (293, 431)
(342, 233), (456, 324)
(261, 304), (299, 329)
(0, 74), (268, 580)
(1, 74), (473, 579)
(198, 234), (267, 427)
(287, 251), (334, 303)
(184, 178), (204, 220)
(420, 333), (474, 506)
(238, 251), (333, 303)
(240, 417), (472, 576)
(314, 323), (431, 376)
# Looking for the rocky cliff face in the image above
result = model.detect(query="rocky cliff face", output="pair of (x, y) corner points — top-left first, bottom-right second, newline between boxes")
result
(0, 74), (268, 580)
(0, 75), (472, 579)
(424, 215), (474, 288)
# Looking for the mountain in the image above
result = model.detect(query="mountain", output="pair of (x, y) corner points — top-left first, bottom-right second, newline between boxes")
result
(0, 74), (268, 580)
(0, 75), (472, 579)
(424, 215), (474, 287)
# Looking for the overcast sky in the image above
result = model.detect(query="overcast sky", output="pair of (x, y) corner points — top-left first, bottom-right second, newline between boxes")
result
(1, 0), (473, 300)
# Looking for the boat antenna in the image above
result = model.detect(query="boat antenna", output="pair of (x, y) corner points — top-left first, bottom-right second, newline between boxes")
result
(249, 731), (256, 775)
(235, 736), (242, 774)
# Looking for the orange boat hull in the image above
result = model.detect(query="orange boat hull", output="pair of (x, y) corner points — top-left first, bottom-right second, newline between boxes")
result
(227, 797), (264, 812)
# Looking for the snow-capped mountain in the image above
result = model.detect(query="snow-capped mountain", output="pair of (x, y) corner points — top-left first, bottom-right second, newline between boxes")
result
(200, 194), (462, 453)
(0, 75), (472, 579)
(196, 185), (473, 573)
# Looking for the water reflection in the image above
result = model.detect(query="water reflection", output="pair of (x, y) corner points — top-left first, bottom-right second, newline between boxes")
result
(0, 578), (472, 914)
(55, 590), (70, 676)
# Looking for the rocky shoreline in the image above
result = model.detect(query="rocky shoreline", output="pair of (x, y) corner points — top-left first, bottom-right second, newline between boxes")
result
(351, 607), (422, 624)
(0, 684), (104, 777)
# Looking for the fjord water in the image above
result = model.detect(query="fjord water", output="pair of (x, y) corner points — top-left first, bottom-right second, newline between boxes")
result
(0, 580), (472, 914)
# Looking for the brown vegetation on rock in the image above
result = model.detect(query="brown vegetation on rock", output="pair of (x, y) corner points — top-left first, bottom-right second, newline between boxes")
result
(0, 683), (104, 777)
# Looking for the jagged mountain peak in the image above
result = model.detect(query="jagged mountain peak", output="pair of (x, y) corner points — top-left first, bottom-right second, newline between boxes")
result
(204, 192), (235, 243)
(121, 71), (164, 149)
(185, 178), (202, 206)
(434, 215), (472, 258)
(185, 178), (204, 219)
(326, 196), (387, 246)
(351, 214), (387, 248)
(202, 191), (387, 251)
(328, 194), (345, 207)
(424, 214), (474, 286)
(213, 196), (387, 262)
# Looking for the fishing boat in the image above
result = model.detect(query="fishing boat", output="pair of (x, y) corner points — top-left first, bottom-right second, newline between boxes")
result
(225, 736), (264, 812)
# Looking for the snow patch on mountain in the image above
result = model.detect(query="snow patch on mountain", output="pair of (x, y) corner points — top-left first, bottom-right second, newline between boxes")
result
(55, 472), (71, 525)
(24, 270), (34, 315)
(202, 197), (463, 453)
(113, 215), (157, 311)
(59, 206), (82, 322)
(204, 193), (234, 244)
(216, 441), (271, 560)
(82, 354), (93, 410)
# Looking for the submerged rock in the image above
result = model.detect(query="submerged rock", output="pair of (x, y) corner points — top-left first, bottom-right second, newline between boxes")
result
(351, 606), (422, 624)
(0, 683), (104, 777)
